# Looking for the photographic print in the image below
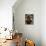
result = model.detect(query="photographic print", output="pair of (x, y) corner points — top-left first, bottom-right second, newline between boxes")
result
(25, 14), (34, 24)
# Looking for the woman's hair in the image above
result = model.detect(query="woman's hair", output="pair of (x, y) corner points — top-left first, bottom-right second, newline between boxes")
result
(34, 43), (35, 46)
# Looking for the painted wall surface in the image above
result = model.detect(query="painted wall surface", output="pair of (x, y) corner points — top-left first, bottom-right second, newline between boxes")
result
(0, 0), (16, 29)
(41, 0), (46, 46)
(13, 0), (41, 46)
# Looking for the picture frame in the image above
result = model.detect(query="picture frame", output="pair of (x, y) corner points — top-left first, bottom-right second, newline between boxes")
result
(25, 14), (34, 25)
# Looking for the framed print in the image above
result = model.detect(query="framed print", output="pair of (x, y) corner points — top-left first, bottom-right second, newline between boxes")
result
(25, 14), (34, 25)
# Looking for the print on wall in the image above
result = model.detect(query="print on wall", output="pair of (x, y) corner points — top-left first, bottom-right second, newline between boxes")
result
(25, 14), (34, 24)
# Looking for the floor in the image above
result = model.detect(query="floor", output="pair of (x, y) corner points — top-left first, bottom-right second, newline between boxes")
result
(0, 39), (16, 46)
(0, 33), (23, 46)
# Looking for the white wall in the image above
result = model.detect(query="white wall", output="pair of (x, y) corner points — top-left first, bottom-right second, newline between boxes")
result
(41, 0), (46, 46)
(0, 0), (16, 30)
(13, 0), (41, 46)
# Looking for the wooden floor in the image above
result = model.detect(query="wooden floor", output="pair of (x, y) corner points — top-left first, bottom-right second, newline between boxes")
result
(0, 39), (16, 46)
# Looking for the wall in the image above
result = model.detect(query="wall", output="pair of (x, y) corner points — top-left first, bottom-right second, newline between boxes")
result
(13, 0), (41, 46)
(41, 0), (46, 46)
(0, 0), (16, 30)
